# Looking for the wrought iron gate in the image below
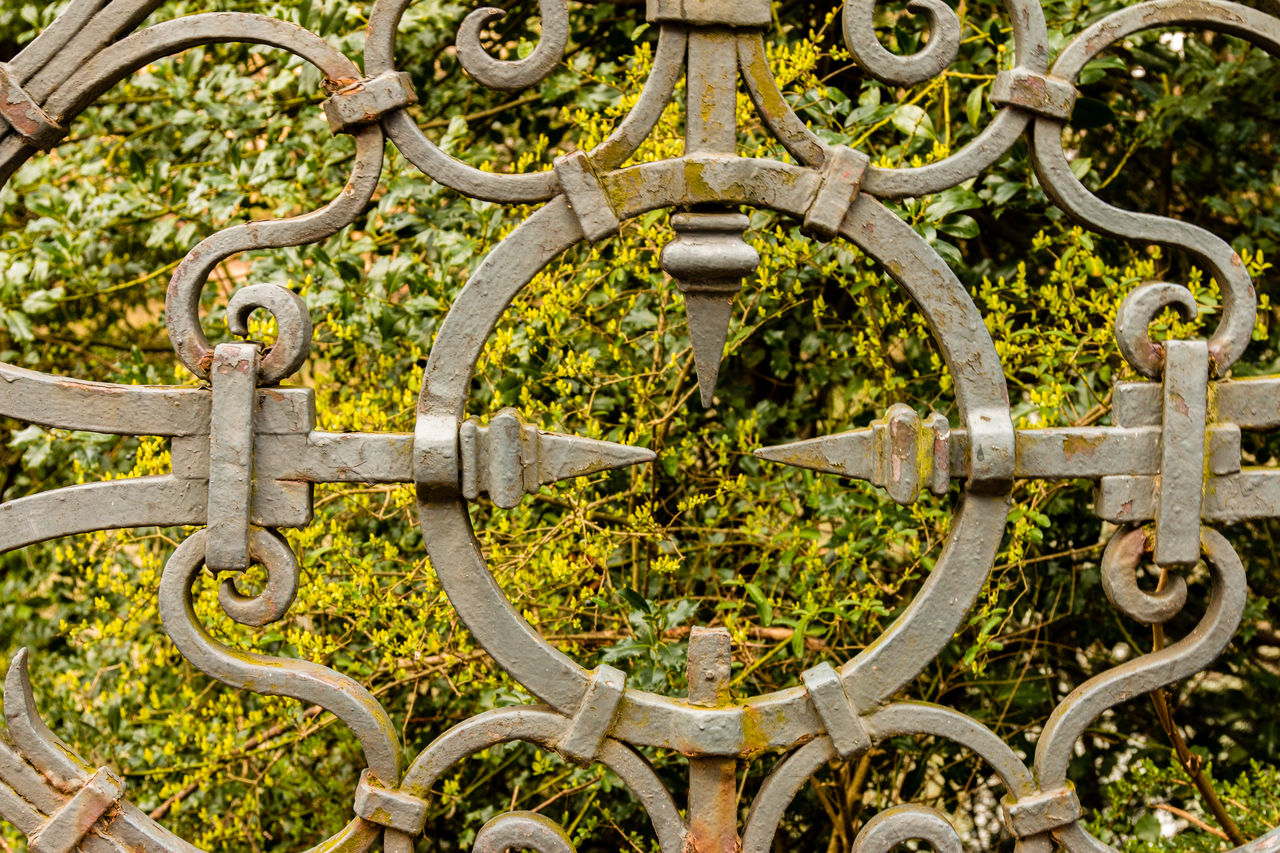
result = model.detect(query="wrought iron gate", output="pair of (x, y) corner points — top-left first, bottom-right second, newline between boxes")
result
(0, 0), (1279, 849)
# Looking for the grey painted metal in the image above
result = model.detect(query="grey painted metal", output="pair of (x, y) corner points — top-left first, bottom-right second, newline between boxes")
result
(0, 0), (1276, 850)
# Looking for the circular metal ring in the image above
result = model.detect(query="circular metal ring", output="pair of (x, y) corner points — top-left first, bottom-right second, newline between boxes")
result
(415, 156), (1013, 756)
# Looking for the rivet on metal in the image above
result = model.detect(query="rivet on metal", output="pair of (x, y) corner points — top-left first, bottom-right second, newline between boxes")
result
(801, 662), (871, 760)
(323, 71), (418, 134)
(558, 665), (627, 765)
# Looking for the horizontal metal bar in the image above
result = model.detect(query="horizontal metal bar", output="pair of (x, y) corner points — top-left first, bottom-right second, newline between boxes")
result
(1098, 468), (1280, 524)
(0, 476), (206, 553)
(0, 363), (207, 436)
(1115, 374), (1280, 429)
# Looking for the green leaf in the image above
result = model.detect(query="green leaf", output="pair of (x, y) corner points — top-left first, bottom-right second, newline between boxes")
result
(938, 215), (979, 239)
(924, 186), (983, 220)
(1134, 813), (1162, 843)
(744, 582), (773, 627)
(891, 104), (936, 140)
(965, 84), (986, 127)
(791, 615), (810, 658)
(619, 588), (651, 615)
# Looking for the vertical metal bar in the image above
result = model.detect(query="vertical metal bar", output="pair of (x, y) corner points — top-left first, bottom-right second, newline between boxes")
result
(207, 341), (260, 572)
(687, 627), (738, 853)
(1155, 339), (1208, 566)
(685, 29), (737, 156)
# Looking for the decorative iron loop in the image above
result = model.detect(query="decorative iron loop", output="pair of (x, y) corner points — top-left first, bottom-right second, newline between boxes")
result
(225, 284), (315, 386)
(843, 0), (961, 86)
(849, 805), (964, 853)
(158, 529), (402, 783)
(1101, 526), (1189, 625)
(456, 0), (570, 92)
(0, 0), (1278, 848)
(1034, 527), (1247, 821)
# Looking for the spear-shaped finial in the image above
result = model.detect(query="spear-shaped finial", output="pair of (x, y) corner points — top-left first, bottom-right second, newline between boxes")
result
(660, 211), (760, 407)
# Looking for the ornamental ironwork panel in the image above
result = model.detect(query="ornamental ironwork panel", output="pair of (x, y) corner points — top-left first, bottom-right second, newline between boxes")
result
(0, 0), (1278, 850)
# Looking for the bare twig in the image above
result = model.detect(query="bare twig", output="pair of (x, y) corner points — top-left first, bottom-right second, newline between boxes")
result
(1151, 602), (1247, 846)
(1151, 802), (1230, 840)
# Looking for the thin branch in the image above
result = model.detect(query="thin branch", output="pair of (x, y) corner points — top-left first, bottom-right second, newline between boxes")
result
(1151, 609), (1247, 846)
(1151, 802), (1230, 841)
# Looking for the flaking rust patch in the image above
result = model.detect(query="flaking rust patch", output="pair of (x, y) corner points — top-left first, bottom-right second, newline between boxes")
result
(1063, 433), (1105, 456)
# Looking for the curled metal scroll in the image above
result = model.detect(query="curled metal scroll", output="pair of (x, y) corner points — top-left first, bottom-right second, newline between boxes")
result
(456, 0), (570, 93)
(741, 0), (1051, 198)
(1114, 281), (1201, 378)
(226, 284), (315, 385)
(1101, 525), (1189, 625)
(158, 528), (402, 783)
(5, 11), (388, 381)
(384, 706), (689, 853)
(843, 0), (961, 87)
(1036, 527), (1247, 850)
(741, 701), (1044, 853)
(366, 9), (686, 201)
(1032, 0), (1280, 374)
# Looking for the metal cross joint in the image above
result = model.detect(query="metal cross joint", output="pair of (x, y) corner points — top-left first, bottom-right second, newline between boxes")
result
(322, 71), (419, 135)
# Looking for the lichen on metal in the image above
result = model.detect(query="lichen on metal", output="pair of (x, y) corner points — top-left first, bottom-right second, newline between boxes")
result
(0, 0), (1278, 850)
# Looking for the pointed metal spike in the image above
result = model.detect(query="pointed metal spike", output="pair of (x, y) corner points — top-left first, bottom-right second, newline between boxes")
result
(5, 650), (92, 788)
(683, 289), (735, 408)
(536, 432), (657, 487)
(754, 429), (878, 480)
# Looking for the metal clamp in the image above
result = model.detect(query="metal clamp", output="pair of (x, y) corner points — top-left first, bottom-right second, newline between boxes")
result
(206, 342), (262, 572)
(558, 665), (627, 765)
(1001, 787), (1082, 838)
(804, 146), (870, 239)
(990, 68), (1078, 121)
(801, 662), (872, 759)
(354, 770), (429, 835)
(1152, 339), (1210, 566)
(0, 63), (67, 150)
(555, 151), (622, 242)
(28, 766), (124, 853)
(428, 408), (655, 509)
(646, 0), (772, 27)
(323, 71), (418, 134)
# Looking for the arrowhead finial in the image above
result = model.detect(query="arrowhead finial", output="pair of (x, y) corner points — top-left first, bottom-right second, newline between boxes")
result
(661, 211), (759, 408)
(683, 289), (736, 407)
(459, 409), (655, 508)
(755, 406), (952, 505)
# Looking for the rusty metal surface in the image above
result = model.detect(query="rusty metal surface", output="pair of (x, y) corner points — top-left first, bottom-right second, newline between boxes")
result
(0, 0), (1277, 849)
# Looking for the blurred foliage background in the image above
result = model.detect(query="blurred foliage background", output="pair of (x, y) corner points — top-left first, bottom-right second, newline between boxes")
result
(0, 0), (1279, 849)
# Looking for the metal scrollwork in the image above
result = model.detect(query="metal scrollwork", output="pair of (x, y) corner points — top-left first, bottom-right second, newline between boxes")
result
(456, 0), (571, 92)
(0, 0), (1278, 849)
